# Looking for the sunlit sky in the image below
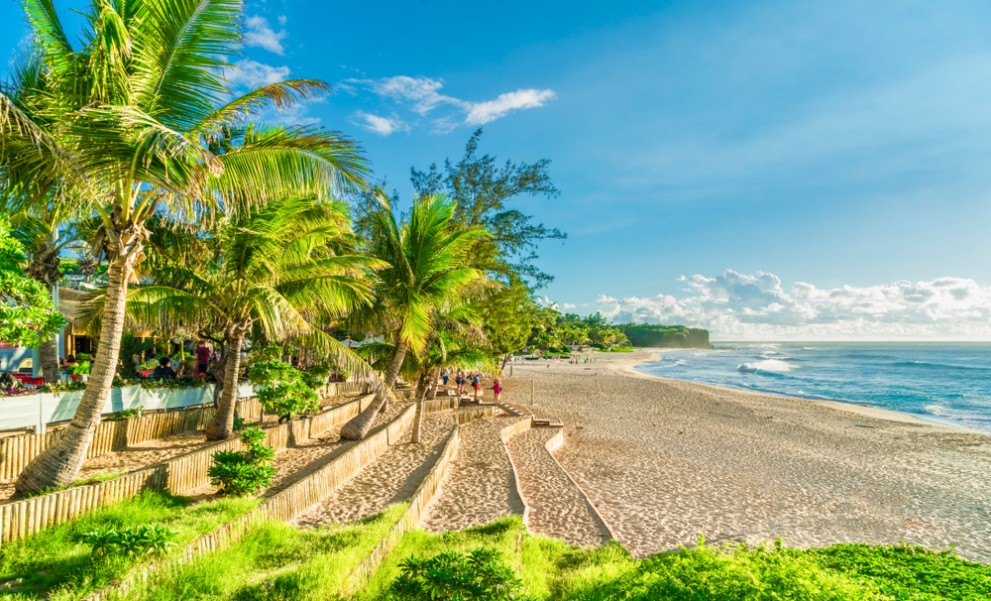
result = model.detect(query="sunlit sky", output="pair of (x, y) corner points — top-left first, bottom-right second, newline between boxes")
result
(3, 0), (991, 339)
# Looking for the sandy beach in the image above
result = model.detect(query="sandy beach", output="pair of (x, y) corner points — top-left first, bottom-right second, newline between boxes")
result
(503, 350), (991, 562)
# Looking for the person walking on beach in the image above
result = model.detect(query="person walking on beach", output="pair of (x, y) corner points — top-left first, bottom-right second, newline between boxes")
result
(492, 377), (502, 403)
(472, 372), (481, 401)
(456, 369), (465, 395)
(442, 368), (450, 388)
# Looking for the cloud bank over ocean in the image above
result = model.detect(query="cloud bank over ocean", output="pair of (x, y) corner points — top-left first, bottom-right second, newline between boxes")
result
(595, 270), (991, 341)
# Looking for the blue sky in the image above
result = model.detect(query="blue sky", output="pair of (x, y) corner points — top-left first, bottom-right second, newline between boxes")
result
(4, 0), (991, 339)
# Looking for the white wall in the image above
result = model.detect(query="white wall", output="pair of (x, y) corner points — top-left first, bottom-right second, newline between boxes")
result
(0, 383), (256, 434)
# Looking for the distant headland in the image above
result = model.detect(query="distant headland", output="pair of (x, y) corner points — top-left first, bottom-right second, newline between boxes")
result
(619, 324), (712, 349)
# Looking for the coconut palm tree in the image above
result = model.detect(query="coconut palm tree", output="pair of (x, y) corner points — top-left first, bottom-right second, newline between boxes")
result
(113, 197), (382, 440)
(0, 52), (86, 382)
(357, 329), (494, 443)
(339, 191), (489, 440)
(6, 0), (367, 495)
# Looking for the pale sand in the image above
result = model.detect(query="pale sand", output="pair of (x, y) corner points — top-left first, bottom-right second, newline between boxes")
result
(262, 401), (410, 498)
(422, 416), (526, 532)
(295, 413), (455, 526)
(506, 426), (612, 547)
(505, 351), (991, 562)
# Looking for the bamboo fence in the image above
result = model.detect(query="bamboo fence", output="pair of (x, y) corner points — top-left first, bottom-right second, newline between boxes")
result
(0, 466), (166, 544)
(0, 401), (267, 482)
(345, 423), (462, 592)
(85, 405), (417, 600)
(260, 405), (415, 523)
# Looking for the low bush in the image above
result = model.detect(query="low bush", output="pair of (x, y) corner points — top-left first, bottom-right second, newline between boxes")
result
(389, 548), (531, 601)
(208, 426), (277, 496)
(83, 524), (177, 558)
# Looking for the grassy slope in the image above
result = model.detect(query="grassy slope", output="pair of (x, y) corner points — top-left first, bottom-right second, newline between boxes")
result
(3, 496), (988, 601)
(125, 503), (406, 601)
(0, 491), (257, 600)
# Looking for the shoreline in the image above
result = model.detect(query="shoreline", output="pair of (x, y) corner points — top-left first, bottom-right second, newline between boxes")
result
(504, 350), (991, 562)
(625, 348), (984, 435)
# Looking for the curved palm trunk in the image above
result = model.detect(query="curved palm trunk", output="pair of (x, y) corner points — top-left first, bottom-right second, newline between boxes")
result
(16, 233), (142, 495)
(340, 341), (408, 440)
(205, 330), (245, 440)
(411, 370), (430, 443)
(429, 369), (441, 400)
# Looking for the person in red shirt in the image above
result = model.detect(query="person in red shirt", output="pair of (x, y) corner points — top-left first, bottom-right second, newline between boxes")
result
(194, 341), (211, 375)
(492, 378), (502, 403)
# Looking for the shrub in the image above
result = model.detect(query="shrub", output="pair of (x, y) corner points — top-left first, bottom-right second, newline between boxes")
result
(82, 524), (177, 558)
(302, 365), (331, 389)
(249, 360), (320, 421)
(389, 548), (532, 601)
(208, 427), (277, 496)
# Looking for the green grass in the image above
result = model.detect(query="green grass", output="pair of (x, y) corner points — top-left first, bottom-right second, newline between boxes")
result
(3, 495), (987, 601)
(125, 503), (406, 601)
(358, 520), (989, 601)
(0, 491), (257, 600)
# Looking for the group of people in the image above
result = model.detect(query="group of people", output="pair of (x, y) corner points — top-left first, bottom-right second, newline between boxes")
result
(138, 340), (215, 380)
(441, 368), (502, 402)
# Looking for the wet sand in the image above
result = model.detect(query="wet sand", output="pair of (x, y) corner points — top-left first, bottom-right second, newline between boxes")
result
(505, 350), (991, 562)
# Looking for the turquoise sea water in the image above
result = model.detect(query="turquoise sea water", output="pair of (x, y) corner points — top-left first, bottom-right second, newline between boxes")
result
(635, 342), (991, 434)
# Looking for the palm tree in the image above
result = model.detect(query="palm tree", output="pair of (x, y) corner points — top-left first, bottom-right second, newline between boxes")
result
(358, 330), (494, 444)
(7, 0), (367, 495)
(0, 52), (84, 383)
(116, 198), (382, 440)
(340, 192), (488, 440)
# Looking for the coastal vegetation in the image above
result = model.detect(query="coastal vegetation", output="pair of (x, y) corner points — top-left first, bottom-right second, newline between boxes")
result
(0, 1), (983, 600)
(3, 497), (986, 600)
(619, 324), (711, 348)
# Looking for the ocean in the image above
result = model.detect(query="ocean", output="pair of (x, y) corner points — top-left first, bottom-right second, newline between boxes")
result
(635, 342), (991, 434)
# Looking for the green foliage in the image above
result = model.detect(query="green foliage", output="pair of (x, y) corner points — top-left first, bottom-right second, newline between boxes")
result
(249, 360), (320, 420)
(620, 324), (711, 348)
(526, 309), (630, 351)
(557, 540), (880, 601)
(0, 217), (66, 347)
(803, 544), (991, 601)
(0, 491), (256, 599)
(127, 505), (407, 601)
(104, 407), (142, 421)
(408, 129), (564, 288)
(302, 365), (331, 390)
(208, 427), (277, 496)
(82, 524), (177, 559)
(478, 277), (539, 359)
(389, 548), (531, 601)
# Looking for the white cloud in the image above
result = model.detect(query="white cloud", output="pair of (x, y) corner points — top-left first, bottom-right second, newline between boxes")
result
(465, 89), (557, 125)
(368, 76), (459, 115)
(594, 270), (991, 340)
(224, 59), (290, 89)
(244, 15), (287, 55)
(351, 111), (409, 136)
(346, 75), (555, 131)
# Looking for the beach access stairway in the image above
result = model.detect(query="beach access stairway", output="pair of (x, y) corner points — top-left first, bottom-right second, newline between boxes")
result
(505, 426), (613, 547)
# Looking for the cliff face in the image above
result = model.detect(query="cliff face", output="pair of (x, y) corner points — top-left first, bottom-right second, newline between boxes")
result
(618, 325), (711, 349)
